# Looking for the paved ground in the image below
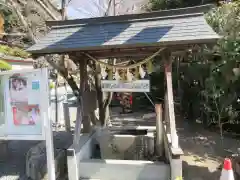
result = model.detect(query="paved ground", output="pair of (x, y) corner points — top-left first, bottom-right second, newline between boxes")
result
(0, 141), (39, 180)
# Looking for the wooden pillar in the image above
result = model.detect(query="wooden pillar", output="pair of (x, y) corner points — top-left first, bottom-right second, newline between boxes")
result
(164, 92), (170, 132)
(164, 51), (178, 148)
(155, 104), (164, 157)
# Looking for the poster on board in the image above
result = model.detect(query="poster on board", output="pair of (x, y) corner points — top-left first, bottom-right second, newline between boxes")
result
(9, 74), (40, 126)
(0, 68), (49, 140)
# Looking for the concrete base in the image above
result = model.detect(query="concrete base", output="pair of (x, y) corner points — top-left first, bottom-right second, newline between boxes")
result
(96, 127), (154, 160)
(78, 159), (170, 180)
(67, 130), (170, 180)
(67, 133), (96, 180)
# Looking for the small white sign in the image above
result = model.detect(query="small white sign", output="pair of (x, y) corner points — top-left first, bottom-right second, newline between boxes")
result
(101, 80), (150, 92)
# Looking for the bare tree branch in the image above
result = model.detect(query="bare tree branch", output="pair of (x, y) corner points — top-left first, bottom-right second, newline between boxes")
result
(0, 32), (26, 36)
(8, 0), (37, 43)
(35, 0), (59, 20)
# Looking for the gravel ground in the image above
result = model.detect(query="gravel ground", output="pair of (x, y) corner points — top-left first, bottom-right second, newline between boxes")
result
(176, 116), (240, 180)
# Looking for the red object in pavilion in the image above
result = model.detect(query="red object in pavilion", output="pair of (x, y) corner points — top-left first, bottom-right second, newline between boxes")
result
(129, 95), (133, 105)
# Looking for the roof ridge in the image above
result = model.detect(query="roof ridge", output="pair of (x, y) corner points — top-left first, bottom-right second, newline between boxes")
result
(52, 13), (204, 29)
(46, 4), (215, 28)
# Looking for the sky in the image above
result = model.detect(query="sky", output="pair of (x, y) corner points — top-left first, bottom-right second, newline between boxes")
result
(54, 0), (112, 19)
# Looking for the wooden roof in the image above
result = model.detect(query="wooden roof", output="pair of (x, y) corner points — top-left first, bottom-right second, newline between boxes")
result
(27, 4), (219, 58)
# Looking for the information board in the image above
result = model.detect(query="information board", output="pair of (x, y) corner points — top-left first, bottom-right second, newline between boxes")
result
(0, 68), (56, 180)
(0, 68), (49, 140)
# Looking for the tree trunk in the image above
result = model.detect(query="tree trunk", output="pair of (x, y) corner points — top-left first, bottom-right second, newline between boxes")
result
(218, 117), (224, 146)
(94, 62), (113, 127)
(79, 59), (91, 133)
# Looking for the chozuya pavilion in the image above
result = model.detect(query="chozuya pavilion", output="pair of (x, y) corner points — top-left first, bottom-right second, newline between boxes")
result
(27, 4), (219, 180)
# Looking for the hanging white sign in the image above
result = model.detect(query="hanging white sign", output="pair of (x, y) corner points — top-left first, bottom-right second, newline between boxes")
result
(101, 80), (150, 92)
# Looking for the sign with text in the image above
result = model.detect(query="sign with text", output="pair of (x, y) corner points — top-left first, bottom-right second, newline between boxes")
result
(101, 80), (150, 92)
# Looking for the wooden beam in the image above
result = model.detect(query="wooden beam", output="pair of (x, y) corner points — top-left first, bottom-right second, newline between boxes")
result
(155, 104), (164, 157)
(35, 0), (59, 20)
(68, 46), (186, 60)
(31, 43), (196, 59)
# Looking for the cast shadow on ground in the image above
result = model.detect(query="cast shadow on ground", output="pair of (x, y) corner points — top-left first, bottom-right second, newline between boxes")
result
(176, 117), (240, 161)
(182, 161), (221, 180)
(175, 117), (240, 180)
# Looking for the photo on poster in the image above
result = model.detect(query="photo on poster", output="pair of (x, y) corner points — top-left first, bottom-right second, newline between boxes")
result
(12, 103), (40, 126)
(9, 74), (28, 103)
(8, 74), (41, 126)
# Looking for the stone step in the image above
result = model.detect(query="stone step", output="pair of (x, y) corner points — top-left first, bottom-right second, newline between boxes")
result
(107, 126), (156, 132)
(78, 159), (170, 180)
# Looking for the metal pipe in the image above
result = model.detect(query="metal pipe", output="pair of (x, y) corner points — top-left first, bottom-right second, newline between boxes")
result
(144, 92), (155, 107)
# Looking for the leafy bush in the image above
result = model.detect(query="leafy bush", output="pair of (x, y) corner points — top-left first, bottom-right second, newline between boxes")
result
(0, 45), (30, 58)
(179, 2), (240, 134)
(147, 1), (240, 135)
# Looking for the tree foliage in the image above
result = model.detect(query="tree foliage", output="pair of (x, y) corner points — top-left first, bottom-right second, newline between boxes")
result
(146, 0), (219, 11)
(0, 4), (20, 32)
(200, 1), (240, 129)
(0, 0), (116, 130)
(148, 0), (240, 135)
(0, 45), (30, 58)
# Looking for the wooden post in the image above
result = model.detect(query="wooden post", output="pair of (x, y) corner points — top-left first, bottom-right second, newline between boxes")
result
(55, 70), (58, 130)
(164, 92), (170, 132)
(63, 102), (71, 132)
(155, 104), (164, 157)
(164, 52), (178, 149)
